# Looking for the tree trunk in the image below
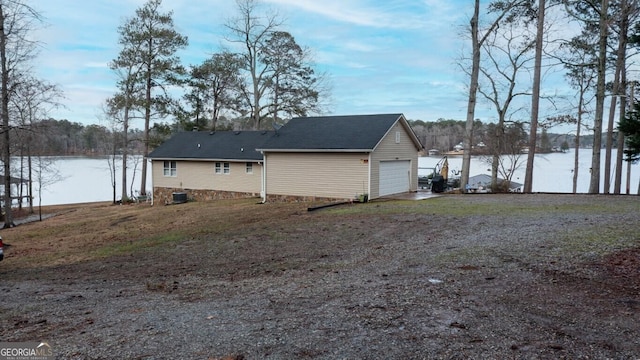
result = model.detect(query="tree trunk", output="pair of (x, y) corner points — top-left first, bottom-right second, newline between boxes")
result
(491, 121), (504, 191)
(461, 0), (481, 192)
(140, 57), (152, 197)
(573, 120), (581, 194)
(524, 0), (545, 193)
(589, 0), (609, 194)
(0, 5), (13, 228)
(606, 0), (628, 193)
(253, 68), (261, 130)
(121, 107), (129, 202)
(28, 150), (33, 214)
(573, 89), (584, 194)
(627, 82), (635, 194)
(614, 71), (626, 194)
(614, 0), (630, 194)
(604, 70), (620, 194)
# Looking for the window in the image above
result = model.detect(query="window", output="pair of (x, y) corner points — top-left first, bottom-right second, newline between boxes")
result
(163, 161), (176, 177)
(215, 162), (230, 174)
(246, 162), (253, 174)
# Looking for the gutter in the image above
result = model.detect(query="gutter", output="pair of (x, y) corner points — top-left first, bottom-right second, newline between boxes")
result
(256, 148), (373, 153)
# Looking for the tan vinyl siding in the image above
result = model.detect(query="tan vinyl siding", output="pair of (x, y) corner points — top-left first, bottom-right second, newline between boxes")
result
(370, 122), (419, 198)
(265, 152), (369, 199)
(152, 160), (262, 193)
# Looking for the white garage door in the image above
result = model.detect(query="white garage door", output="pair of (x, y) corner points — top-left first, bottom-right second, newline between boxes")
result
(379, 160), (410, 196)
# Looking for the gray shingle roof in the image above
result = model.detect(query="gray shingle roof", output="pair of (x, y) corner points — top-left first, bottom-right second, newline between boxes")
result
(149, 114), (423, 160)
(258, 113), (413, 151)
(148, 131), (274, 161)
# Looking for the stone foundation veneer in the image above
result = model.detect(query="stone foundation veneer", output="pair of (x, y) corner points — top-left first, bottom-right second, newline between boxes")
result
(153, 187), (352, 204)
(153, 187), (259, 205)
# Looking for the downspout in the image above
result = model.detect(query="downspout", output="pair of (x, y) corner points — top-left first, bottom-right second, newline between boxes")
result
(260, 151), (267, 203)
(150, 158), (154, 206)
(368, 152), (372, 199)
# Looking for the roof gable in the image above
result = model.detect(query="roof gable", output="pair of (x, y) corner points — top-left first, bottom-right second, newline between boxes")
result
(258, 113), (421, 151)
(148, 131), (274, 161)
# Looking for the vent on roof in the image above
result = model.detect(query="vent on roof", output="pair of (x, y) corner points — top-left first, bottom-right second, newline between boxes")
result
(235, 131), (241, 135)
(272, 123), (282, 135)
(209, 131), (215, 135)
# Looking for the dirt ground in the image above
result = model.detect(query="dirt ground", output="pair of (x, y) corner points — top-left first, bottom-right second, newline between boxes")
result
(0, 194), (639, 359)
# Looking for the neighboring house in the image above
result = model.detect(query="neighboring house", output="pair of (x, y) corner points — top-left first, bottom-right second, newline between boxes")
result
(148, 131), (272, 204)
(257, 113), (424, 202)
(148, 113), (424, 203)
(467, 174), (523, 193)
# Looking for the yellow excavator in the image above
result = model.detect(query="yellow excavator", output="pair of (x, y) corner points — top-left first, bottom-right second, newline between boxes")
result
(418, 156), (459, 193)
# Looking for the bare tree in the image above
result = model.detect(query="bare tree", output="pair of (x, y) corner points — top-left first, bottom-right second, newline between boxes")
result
(591, 0), (610, 193)
(480, 123), (528, 191)
(460, 0), (529, 192)
(225, 0), (283, 130)
(11, 75), (63, 213)
(476, 21), (535, 189)
(32, 155), (63, 221)
(565, 0), (610, 193)
(0, 0), (42, 228)
(558, 32), (598, 193)
(606, 0), (638, 193)
(97, 102), (123, 204)
(523, 0), (546, 193)
(105, 85), (141, 202)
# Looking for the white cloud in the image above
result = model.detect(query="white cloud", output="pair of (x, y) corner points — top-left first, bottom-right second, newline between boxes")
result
(22, 0), (576, 126)
(265, 0), (422, 29)
(84, 62), (110, 69)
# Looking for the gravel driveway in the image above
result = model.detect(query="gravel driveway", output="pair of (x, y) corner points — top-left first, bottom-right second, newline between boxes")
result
(1, 194), (639, 359)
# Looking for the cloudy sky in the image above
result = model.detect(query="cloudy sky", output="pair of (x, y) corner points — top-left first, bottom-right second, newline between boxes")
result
(31, 0), (566, 128)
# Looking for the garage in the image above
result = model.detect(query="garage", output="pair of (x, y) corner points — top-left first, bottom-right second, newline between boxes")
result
(379, 160), (411, 196)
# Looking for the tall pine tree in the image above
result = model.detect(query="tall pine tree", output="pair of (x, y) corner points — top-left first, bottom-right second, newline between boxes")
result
(112, 0), (187, 197)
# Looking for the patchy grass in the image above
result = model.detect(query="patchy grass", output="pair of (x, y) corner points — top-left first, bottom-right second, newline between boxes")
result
(91, 232), (184, 258)
(0, 199), (309, 270)
(553, 223), (640, 258)
(328, 194), (636, 217)
(2, 194), (637, 275)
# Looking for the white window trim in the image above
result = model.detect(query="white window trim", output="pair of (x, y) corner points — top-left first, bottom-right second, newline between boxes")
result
(163, 160), (177, 177)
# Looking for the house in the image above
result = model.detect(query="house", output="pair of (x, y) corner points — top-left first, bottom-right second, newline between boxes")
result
(257, 114), (423, 201)
(148, 131), (272, 204)
(467, 174), (523, 193)
(148, 113), (424, 203)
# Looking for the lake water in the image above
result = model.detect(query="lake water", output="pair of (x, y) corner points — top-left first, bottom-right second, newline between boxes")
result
(419, 149), (639, 194)
(19, 156), (151, 207)
(14, 150), (640, 206)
